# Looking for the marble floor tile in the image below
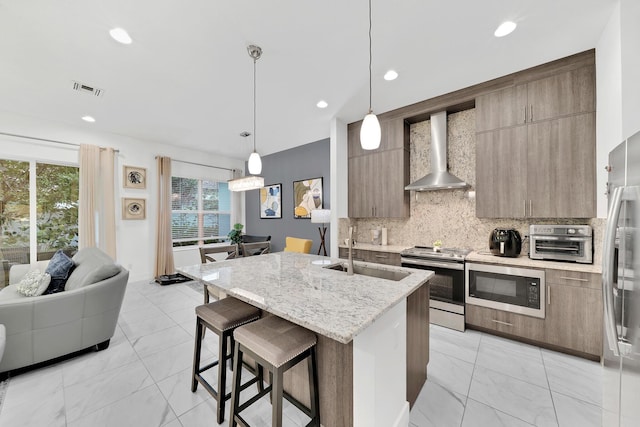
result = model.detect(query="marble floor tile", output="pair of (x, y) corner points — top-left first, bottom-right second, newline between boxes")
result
(542, 349), (602, 407)
(426, 349), (474, 396)
(2, 363), (63, 410)
(118, 303), (167, 325)
(67, 385), (176, 427)
(0, 387), (66, 427)
(166, 306), (197, 325)
(476, 338), (548, 388)
(119, 311), (177, 341)
(177, 398), (220, 427)
(552, 391), (602, 427)
(153, 294), (200, 315)
(131, 325), (193, 358)
(469, 365), (558, 427)
(410, 380), (466, 427)
(461, 398), (535, 427)
(140, 340), (215, 383)
(64, 360), (155, 422)
(162, 419), (184, 427)
(429, 325), (481, 364)
(156, 368), (211, 417)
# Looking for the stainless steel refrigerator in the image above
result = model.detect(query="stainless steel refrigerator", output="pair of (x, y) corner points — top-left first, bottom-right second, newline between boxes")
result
(603, 130), (640, 427)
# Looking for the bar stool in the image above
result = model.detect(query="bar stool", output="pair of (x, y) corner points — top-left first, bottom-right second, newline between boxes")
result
(229, 315), (320, 427)
(192, 298), (262, 424)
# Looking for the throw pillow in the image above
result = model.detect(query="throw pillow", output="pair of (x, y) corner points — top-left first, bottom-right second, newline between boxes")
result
(15, 271), (52, 297)
(43, 250), (75, 295)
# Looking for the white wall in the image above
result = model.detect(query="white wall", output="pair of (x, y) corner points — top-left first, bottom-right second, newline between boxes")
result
(0, 110), (244, 282)
(620, 0), (640, 139)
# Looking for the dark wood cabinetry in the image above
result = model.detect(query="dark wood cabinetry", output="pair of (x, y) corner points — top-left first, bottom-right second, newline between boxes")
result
(475, 55), (596, 219)
(338, 247), (401, 266)
(347, 118), (410, 218)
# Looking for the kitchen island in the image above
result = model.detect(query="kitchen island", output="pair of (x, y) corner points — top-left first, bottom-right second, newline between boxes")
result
(178, 252), (432, 427)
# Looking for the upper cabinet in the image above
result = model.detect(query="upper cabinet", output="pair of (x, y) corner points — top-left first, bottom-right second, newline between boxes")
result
(475, 57), (596, 219)
(348, 118), (410, 218)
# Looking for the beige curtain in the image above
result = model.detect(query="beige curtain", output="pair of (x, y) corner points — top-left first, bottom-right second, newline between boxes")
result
(78, 145), (117, 258)
(154, 156), (175, 276)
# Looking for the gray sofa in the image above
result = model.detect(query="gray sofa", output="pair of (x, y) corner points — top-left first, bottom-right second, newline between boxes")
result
(0, 247), (129, 373)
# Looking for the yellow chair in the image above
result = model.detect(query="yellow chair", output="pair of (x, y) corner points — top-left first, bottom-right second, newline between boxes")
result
(283, 237), (313, 254)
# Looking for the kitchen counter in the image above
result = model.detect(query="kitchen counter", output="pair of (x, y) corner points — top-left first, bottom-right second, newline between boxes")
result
(178, 252), (432, 426)
(467, 251), (602, 274)
(178, 252), (431, 344)
(338, 242), (411, 253)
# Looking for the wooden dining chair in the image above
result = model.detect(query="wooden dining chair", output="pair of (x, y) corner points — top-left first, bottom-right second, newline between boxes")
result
(240, 241), (271, 257)
(283, 237), (312, 254)
(199, 244), (237, 304)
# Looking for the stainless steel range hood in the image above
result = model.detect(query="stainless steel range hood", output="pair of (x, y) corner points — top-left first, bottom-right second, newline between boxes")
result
(405, 111), (469, 191)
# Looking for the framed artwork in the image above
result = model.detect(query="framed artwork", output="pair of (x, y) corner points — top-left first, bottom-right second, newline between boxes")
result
(123, 165), (146, 189)
(260, 183), (282, 219)
(122, 198), (146, 220)
(293, 177), (323, 219)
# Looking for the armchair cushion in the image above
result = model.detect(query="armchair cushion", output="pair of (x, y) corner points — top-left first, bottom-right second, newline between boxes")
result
(43, 250), (75, 295)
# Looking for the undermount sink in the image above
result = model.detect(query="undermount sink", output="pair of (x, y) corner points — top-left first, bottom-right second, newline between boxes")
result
(324, 263), (409, 282)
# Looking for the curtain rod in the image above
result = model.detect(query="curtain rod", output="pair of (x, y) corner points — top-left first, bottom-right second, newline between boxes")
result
(0, 131), (119, 152)
(155, 156), (237, 172)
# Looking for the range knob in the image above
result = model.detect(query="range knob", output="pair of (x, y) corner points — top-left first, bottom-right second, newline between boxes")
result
(567, 228), (576, 234)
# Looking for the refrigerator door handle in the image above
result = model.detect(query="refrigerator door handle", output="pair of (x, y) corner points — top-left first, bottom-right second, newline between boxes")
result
(603, 186), (624, 356)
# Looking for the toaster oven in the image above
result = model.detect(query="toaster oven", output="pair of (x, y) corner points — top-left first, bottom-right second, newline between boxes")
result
(529, 225), (593, 264)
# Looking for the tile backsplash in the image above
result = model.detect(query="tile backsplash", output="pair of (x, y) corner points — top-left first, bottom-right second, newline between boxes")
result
(340, 108), (605, 265)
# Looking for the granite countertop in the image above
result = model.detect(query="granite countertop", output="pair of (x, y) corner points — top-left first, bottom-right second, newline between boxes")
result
(466, 251), (602, 274)
(178, 252), (432, 344)
(337, 243), (411, 253)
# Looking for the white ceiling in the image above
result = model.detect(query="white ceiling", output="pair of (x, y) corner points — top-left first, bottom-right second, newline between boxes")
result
(0, 0), (617, 160)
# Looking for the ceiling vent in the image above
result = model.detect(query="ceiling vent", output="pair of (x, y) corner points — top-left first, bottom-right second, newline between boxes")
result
(72, 81), (104, 97)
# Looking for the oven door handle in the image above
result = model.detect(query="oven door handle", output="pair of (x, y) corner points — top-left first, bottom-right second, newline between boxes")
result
(532, 236), (591, 242)
(400, 258), (464, 271)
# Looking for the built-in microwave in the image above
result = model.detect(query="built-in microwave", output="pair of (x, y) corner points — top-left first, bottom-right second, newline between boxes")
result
(465, 263), (545, 319)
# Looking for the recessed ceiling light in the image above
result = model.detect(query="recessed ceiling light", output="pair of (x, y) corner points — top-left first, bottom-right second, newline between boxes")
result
(109, 27), (132, 45)
(384, 70), (398, 81)
(494, 21), (517, 37)
(82, 116), (96, 123)
(316, 100), (328, 109)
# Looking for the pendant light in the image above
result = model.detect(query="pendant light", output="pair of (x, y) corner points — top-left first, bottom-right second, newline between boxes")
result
(360, 0), (381, 150)
(247, 45), (263, 174)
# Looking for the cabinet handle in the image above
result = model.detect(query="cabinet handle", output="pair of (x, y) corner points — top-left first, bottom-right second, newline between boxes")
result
(375, 254), (388, 258)
(529, 200), (532, 217)
(524, 200), (527, 217)
(547, 286), (550, 305)
(524, 105), (527, 123)
(491, 319), (513, 327)
(558, 276), (589, 282)
(530, 105), (533, 121)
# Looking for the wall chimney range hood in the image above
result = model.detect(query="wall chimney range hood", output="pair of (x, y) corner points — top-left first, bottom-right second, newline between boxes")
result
(405, 110), (469, 191)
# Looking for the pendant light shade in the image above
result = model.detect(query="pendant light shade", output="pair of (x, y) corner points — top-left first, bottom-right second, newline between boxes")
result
(360, 112), (381, 150)
(248, 151), (262, 175)
(360, 0), (381, 151)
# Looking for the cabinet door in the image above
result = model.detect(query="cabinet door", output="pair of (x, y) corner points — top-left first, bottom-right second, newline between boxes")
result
(376, 149), (409, 218)
(526, 65), (595, 122)
(527, 113), (596, 218)
(476, 85), (527, 132)
(475, 126), (528, 218)
(466, 304), (545, 342)
(544, 282), (602, 357)
(348, 156), (370, 218)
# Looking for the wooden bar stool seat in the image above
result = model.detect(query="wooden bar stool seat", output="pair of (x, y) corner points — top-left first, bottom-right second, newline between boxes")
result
(192, 297), (262, 424)
(229, 315), (320, 427)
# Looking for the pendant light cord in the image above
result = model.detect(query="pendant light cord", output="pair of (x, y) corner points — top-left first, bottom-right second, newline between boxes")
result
(368, 0), (373, 113)
(253, 56), (257, 153)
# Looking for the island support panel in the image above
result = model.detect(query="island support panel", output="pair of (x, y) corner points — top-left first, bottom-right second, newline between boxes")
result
(407, 282), (430, 407)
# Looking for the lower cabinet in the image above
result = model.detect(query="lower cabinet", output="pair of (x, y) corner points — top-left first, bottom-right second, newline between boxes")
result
(466, 267), (602, 359)
(337, 248), (401, 266)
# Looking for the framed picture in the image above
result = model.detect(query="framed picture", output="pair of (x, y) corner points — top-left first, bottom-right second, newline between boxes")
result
(293, 177), (323, 219)
(260, 183), (282, 219)
(122, 198), (146, 220)
(123, 165), (146, 189)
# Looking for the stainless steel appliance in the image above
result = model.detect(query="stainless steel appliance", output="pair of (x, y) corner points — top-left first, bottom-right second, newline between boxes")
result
(401, 246), (470, 331)
(602, 131), (640, 427)
(529, 224), (593, 264)
(489, 228), (522, 257)
(466, 263), (545, 319)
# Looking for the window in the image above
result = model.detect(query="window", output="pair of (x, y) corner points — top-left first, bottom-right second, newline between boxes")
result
(0, 159), (79, 286)
(171, 177), (231, 246)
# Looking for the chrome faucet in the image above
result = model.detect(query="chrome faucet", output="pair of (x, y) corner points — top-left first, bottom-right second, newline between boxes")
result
(347, 226), (354, 276)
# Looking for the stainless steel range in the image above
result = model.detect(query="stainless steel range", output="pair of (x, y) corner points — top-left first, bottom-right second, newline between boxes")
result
(400, 246), (471, 331)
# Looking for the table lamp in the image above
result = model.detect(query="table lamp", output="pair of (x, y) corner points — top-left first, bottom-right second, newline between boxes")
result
(310, 209), (331, 263)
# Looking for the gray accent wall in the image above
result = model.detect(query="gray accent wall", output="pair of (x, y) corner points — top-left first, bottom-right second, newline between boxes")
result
(245, 138), (330, 253)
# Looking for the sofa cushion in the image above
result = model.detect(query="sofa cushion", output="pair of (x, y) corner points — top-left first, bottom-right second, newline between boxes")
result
(65, 247), (119, 291)
(16, 271), (51, 297)
(0, 285), (26, 301)
(43, 250), (75, 295)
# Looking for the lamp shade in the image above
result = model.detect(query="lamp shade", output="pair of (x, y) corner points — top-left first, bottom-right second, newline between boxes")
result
(247, 151), (262, 175)
(360, 113), (381, 150)
(228, 175), (264, 192)
(310, 209), (331, 224)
